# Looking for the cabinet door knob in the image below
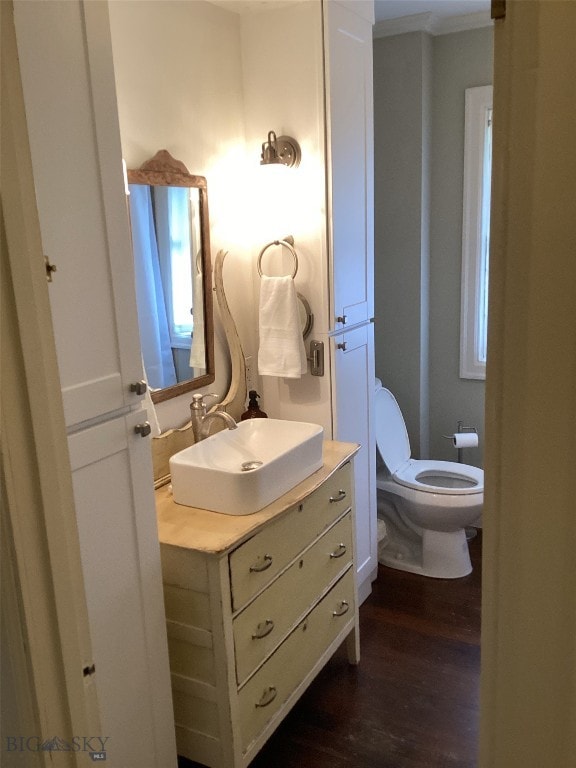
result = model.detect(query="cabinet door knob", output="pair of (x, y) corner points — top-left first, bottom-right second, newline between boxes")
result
(252, 619), (275, 640)
(130, 380), (147, 395)
(336, 341), (347, 351)
(330, 543), (347, 559)
(44, 255), (57, 282)
(332, 600), (350, 617)
(336, 314), (347, 325)
(329, 489), (346, 503)
(249, 554), (273, 573)
(134, 422), (151, 437)
(255, 686), (277, 708)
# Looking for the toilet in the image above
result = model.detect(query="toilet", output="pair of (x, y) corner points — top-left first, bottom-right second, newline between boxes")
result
(375, 381), (483, 578)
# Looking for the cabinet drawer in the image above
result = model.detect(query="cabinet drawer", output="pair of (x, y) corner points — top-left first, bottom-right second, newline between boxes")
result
(233, 513), (353, 685)
(229, 463), (352, 611)
(237, 568), (355, 752)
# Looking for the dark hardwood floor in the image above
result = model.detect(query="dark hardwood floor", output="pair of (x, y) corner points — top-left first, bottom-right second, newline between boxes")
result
(179, 533), (482, 768)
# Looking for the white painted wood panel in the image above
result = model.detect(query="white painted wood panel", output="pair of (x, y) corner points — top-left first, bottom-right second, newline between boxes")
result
(332, 323), (377, 596)
(175, 725), (221, 767)
(324, 0), (375, 328)
(163, 585), (212, 629)
(161, 545), (210, 593)
(68, 409), (176, 767)
(171, 687), (220, 737)
(14, 0), (144, 427)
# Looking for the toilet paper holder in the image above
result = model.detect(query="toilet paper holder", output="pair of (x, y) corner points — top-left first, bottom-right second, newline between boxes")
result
(443, 421), (478, 463)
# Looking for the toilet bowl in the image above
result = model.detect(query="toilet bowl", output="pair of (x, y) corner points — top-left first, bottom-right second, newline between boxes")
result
(375, 382), (483, 578)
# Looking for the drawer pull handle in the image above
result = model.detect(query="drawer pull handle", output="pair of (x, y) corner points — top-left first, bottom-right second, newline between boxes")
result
(249, 554), (273, 573)
(255, 686), (277, 708)
(330, 543), (347, 559)
(332, 600), (350, 617)
(329, 489), (346, 503)
(252, 619), (275, 640)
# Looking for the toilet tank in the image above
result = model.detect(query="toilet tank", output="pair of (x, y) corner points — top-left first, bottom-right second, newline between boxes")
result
(374, 387), (411, 474)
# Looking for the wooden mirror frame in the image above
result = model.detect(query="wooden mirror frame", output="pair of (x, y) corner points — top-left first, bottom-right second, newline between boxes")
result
(127, 150), (215, 403)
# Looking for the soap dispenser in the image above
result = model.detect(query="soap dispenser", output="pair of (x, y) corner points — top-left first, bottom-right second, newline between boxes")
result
(241, 390), (268, 420)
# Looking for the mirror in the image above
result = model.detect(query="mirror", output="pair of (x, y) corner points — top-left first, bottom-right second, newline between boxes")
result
(127, 150), (215, 403)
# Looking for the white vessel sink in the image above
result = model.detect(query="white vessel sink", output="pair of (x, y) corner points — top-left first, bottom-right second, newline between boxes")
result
(169, 418), (324, 515)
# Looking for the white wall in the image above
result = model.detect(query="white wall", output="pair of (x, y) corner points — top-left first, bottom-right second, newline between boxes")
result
(109, 0), (254, 430)
(239, 1), (334, 432)
(109, 0), (334, 433)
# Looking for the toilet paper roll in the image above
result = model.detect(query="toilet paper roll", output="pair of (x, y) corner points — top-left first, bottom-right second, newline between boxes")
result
(452, 432), (479, 449)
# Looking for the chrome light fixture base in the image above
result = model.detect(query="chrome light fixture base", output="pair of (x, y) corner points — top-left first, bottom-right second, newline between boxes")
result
(260, 130), (301, 168)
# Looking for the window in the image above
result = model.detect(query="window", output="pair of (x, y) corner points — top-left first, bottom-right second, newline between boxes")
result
(460, 85), (493, 380)
(155, 186), (194, 349)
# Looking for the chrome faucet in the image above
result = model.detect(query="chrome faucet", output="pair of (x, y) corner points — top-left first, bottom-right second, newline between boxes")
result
(190, 393), (237, 442)
(199, 410), (238, 440)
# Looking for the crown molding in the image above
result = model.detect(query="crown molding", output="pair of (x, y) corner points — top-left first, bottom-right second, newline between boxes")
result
(373, 11), (492, 38)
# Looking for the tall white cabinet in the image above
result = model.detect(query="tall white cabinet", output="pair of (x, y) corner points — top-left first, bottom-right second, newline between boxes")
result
(324, 0), (376, 599)
(325, 0), (375, 330)
(245, 0), (377, 600)
(14, 2), (177, 765)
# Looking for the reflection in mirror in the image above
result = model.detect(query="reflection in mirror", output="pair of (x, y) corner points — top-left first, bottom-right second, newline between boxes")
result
(128, 151), (214, 403)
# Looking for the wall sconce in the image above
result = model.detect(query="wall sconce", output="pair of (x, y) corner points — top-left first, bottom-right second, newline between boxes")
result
(260, 130), (301, 168)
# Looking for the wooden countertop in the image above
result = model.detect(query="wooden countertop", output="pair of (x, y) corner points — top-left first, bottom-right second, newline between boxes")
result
(155, 440), (359, 555)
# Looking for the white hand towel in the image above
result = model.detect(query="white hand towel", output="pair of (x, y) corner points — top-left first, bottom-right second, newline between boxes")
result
(258, 276), (307, 378)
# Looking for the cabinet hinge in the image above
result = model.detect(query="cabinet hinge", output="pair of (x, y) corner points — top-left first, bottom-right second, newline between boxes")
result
(491, 0), (506, 20)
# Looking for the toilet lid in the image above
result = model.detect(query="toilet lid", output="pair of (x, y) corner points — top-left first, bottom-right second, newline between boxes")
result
(374, 387), (411, 474)
(394, 459), (484, 495)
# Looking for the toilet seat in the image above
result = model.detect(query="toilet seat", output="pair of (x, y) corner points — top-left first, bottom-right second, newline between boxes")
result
(374, 385), (484, 497)
(393, 458), (483, 496)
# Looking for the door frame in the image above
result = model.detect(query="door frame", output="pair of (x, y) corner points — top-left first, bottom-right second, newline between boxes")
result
(480, 2), (576, 765)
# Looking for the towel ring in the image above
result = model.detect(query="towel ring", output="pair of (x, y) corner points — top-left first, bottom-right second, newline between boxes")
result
(257, 238), (299, 279)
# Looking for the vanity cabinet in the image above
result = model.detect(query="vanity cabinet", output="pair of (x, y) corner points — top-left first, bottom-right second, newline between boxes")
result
(156, 442), (360, 768)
